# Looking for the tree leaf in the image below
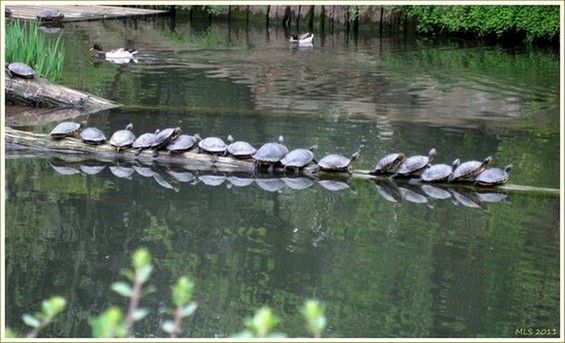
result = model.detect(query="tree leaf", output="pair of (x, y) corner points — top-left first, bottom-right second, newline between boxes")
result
(162, 320), (175, 334)
(22, 314), (41, 328)
(181, 302), (198, 317)
(132, 308), (149, 321)
(111, 282), (133, 297)
(137, 265), (153, 284)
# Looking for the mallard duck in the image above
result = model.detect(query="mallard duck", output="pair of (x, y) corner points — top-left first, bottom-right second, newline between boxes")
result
(90, 43), (138, 59)
(289, 32), (314, 46)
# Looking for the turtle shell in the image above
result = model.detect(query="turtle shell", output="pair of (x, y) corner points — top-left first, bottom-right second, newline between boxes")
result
(199, 137), (227, 154)
(37, 9), (64, 21)
(253, 142), (288, 163)
(280, 146), (316, 168)
(50, 121), (82, 139)
(7, 62), (35, 78)
(420, 184), (451, 200)
(318, 151), (359, 171)
(449, 156), (492, 182)
(474, 165), (511, 186)
(79, 127), (106, 144)
(372, 153), (405, 174)
(395, 148), (437, 176)
(228, 140), (257, 158)
(132, 129), (160, 149)
(152, 127), (181, 149)
(421, 159), (460, 182)
(109, 123), (135, 150)
(167, 134), (200, 153)
(319, 180), (350, 191)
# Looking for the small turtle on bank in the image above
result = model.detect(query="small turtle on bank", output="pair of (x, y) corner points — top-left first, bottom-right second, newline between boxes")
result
(318, 150), (360, 174)
(6, 7), (12, 18)
(132, 129), (160, 155)
(6, 62), (35, 79)
(79, 127), (106, 145)
(37, 9), (64, 22)
(370, 153), (405, 175)
(420, 159), (460, 183)
(392, 148), (437, 178)
(227, 135), (257, 159)
(151, 127), (181, 157)
(109, 123), (136, 152)
(50, 121), (83, 139)
(280, 145), (318, 173)
(252, 136), (289, 173)
(474, 164), (512, 186)
(167, 133), (201, 154)
(448, 156), (493, 182)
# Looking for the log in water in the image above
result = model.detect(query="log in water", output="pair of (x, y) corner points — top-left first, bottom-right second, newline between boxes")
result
(4, 127), (559, 196)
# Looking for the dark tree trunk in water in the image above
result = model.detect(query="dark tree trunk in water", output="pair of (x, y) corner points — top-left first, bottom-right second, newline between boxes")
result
(320, 5), (326, 38)
(379, 6), (384, 36)
(246, 5), (249, 26)
(307, 5), (315, 32)
(296, 5), (301, 30)
(266, 5), (270, 26)
(345, 6), (350, 35)
(227, 5), (231, 25)
(282, 6), (291, 29)
(353, 6), (359, 35)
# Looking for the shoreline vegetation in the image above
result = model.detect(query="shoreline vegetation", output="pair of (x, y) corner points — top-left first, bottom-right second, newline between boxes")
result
(132, 5), (559, 45)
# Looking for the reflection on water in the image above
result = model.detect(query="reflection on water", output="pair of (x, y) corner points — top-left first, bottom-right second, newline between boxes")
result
(5, 13), (560, 338)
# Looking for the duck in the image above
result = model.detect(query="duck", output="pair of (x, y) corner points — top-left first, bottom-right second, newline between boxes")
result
(90, 43), (138, 59)
(289, 32), (314, 46)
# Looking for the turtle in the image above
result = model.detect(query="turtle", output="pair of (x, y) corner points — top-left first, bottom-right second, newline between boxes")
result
(79, 127), (106, 145)
(109, 166), (134, 179)
(79, 162), (106, 176)
(152, 172), (176, 191)
(392, 148), (437, 178)
(280, 145), (318, 173)
(252, 136), (289, 173)
(474, 165), (512, 186)
(6, 62), (35, 79)
(109, 123), (136, 152)
(49, 159), (80, 175)
(448, 156), (493, 182)
(167, 133), (201, 154)
(132, 165), (154, 178)
(151, 127), (181, 157)
(317, 150), (360, 174)
(450, 189), (481, 208)
(6, 7), (12, 18)
(370, 153), (406, 174)
(39, 25), (63, 34)
(132, 129), (160, 155)
(256, 178), (286, 192)
(227, 176), (255, 188)
(227, 135), (257, 159)
(198, 174), (227, 187)
(50, 121), (83, 139)
(475, 192), (508, 203)
(420, 159), (461, 182)
(397, 186), (429, 204)
(198, 136), (228, 156)
(282, 177), (314, 190)
(375, 183), (401, 203)
(36, 9), (64, 22)
(167, 170), (196, 183)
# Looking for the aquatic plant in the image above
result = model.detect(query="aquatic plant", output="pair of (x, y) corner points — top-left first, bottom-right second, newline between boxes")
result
(5, 19), (65, 81)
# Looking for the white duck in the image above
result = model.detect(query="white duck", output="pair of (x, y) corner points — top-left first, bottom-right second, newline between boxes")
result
(90, 43), (138, 59)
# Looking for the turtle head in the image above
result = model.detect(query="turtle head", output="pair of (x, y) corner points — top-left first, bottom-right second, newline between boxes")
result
(452, 159), (461, 168)
(351, 150), (361, 161)
(90, 43), (103, 52)
(482, 156), (493, 166)
(194, 133), (202, 141)
(154, 129), (161, 134)
(174, 127), (181, 134)
(227, 135), (234, 143)
(278, 135), (285, 144)
(125, 123), (133, 131)
(308, 144), (318, 151)
(79, 120), (87, 128)
(504, 164), (513, 173)
(428, 148), (437, 163)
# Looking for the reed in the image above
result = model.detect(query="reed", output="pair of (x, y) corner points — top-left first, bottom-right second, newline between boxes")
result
(6, 19), (64, 81)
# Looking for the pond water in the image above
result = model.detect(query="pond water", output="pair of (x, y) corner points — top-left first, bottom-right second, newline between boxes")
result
(5, 14), (561, 338)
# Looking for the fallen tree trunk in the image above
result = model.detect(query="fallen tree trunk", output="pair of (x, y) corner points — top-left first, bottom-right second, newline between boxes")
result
(5, 71), (119, 110)
(4, 127), (560, 196)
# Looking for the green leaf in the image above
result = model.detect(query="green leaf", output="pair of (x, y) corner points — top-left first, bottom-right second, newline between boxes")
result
(22, 314), (41, 328)
(132, 248), (151, 270)
(137, 265), (153, 284)
(162, 320), (175, 333)
(231, 330), (254, 338)
(181, 302), (198, 317)
(5, 327), (17, 338)
(132, 308), (149, 321)
(111, 282), (133, 297)
(172, 276), (195, 306)
(120, 268), (135, 281)
(42, 296), (66, 317)
(89, 307), (127, 338)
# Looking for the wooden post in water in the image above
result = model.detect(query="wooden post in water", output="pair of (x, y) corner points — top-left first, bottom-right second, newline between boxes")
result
(345, 6), (350, 35)
(379, 6), (384, 36)
(282, 6), (291, 30)
(353, 6), (359, 44)
(296, 5), (301, 31)
(266, 5), (270, 27)
(307, 5), (315, 32)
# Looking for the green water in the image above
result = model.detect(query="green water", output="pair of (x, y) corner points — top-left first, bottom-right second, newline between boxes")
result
(5, 14), (560, 338)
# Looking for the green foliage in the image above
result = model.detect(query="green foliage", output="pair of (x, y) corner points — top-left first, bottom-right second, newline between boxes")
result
(404, 6), (559, 42)
(12, 296), (67, 337)
(162, 277), (198, 337)
(89, 307), (128, 338)
(301, 300), (327, 338)
(172, 276), (195, 306)
(233, 306), (286, 338)
(5, 19), (64, 81)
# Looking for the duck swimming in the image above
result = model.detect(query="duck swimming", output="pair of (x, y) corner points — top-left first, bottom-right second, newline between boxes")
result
(90, 43), (138, 59)
(289, 32), (314, 46)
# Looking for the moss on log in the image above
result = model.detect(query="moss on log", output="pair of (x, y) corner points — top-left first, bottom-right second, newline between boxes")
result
(4, 127), (559, 196)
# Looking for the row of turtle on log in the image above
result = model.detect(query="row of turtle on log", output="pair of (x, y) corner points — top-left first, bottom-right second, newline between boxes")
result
(49, 121), (512, 186)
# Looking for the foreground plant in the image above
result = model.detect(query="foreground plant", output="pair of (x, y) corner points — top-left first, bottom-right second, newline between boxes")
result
(8, 296), (67, 338)
(162, 276), (198, 337)
(232, 306), (286, 338)
(301, 300), (327, 338)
